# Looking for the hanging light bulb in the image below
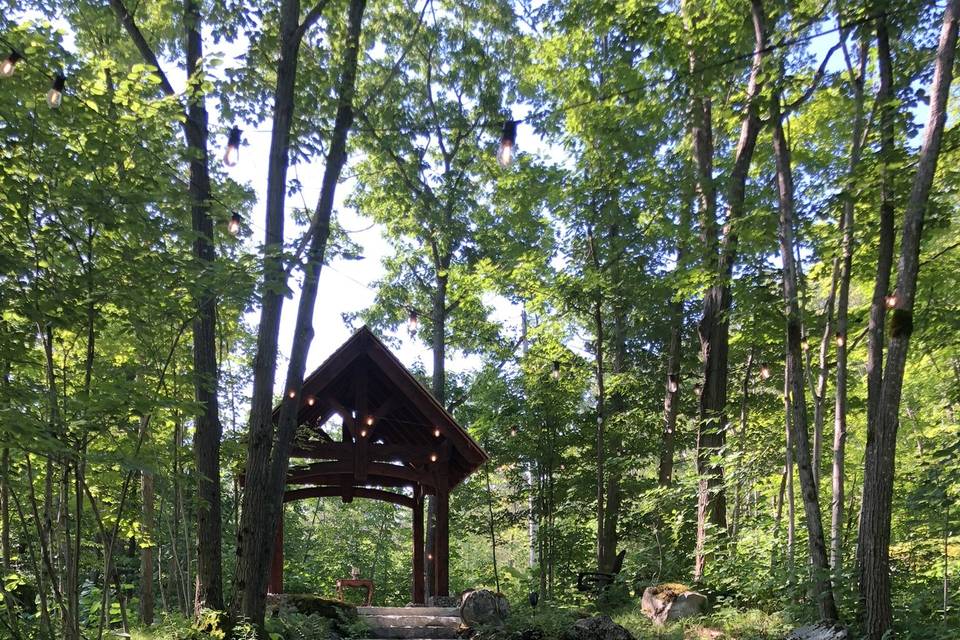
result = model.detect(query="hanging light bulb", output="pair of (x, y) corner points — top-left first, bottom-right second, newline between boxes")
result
(433, 427), (441, 437)
(407, 309), (419, 333)
(360, 429), (368, 438)
(223, 125), (241, 167)
(429, 453), (438, 463)
(307, 396), (316, 406)
(47, 74), (65, 109)
(835, 332), (845, 348)
(693, 382), (702, 396)
(510, 426), (518, 437)
(668, 373), (679, 393)
(551, 360), (561, 380)
(365, 416), (374, 426)
(287, 389), (296, 399)
(497, 119), (518, 167)
(228, 212), (241, 236)
(885, 294), (897, 309)
(0, 51), (22, 78)
(801, 336), (810, 352)
(759, 363), (772, 380)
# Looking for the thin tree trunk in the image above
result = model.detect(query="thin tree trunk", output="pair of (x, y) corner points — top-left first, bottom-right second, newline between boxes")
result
(659, 281), (684, 488)
(812, 259), (839, 488)
(859, 3), (960, 637)
(587, 226), (607, 571)
(772, 89), (838, 621)
(235, 0), (364, 624)
(784, 360), (795, 583)
(731, 349), (754, 544)
(600, 234), (627, 571)
(140, 450), (155, 623)
(832, 31), (866, 576)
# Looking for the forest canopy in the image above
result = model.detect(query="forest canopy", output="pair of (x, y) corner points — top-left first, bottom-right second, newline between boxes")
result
(1, 1), (959, 640)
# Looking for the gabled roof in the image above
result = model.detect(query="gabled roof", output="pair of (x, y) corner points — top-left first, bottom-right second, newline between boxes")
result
(277, 326), (487, 490)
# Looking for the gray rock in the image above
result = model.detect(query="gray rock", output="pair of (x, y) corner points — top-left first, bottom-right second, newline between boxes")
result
(563, 615), (634, 640)
(460, 589), (510, 627)
(641, 584), (707, 625)
(786, 622), (848, 640)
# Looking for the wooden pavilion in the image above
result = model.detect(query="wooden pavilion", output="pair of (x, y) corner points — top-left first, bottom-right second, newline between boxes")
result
(268, 326), (487, 603)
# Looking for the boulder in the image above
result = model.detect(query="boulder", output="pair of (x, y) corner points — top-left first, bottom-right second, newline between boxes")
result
(641, 584), (707, 625)
(429, 595), (461, 608)
(460, 589), (510, 627)
(563, 615), (634, 640)
(265, 593), (357, 622)
(786, 622), (848, 640)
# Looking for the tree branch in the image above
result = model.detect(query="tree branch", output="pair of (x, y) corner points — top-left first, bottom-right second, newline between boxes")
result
(294, 0), (334, 43)
(107, 0), (176, 97)
(783, 41), (842, 115)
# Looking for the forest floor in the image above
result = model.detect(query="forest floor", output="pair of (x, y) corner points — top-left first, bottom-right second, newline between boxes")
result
(613, 606), (790, 639)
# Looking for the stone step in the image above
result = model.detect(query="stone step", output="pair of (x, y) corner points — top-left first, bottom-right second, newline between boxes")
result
(360, 615), (461, 628)
(358, 607), (459, 617)
(362, 627), (460, 639)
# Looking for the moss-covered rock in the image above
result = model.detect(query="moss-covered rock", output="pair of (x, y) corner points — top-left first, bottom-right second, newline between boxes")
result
(266, 594), (358, 623)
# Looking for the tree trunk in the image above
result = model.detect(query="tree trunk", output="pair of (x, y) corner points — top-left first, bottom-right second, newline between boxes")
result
(831, 32), (866, 575)
(232, 0), (320, 620)
(784, 357), (795, 583)
(140, 457), (155, 624)
(812, 260), (838, 488)
(426, 274), (448, 598)
(859, 3), (960, 637)
(731, 348), (754, 544)
(108, 0), (224, 612)
(772, 90), (838, 621)
(659, 297), (682, 488)
(692, 0), (767, 582)
(234, 0), (365, 625)
(185, 0), (224, 609)
(600, 239), (627, 572)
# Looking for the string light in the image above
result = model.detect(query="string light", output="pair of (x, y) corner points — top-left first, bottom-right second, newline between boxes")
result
(693, 382), (702, 396)
(407, 309), (419, 333)
(228, 212), (241, 236)
(47, 74), (65, 109)
(801, 336), (810, 351)
(835, 332), (845, 348)
(1, 51), (21, 78)
(307, 396), (316, 406)
(497, 120), (518, 167)
(433, 427), (441, 437)
(287, 389), (297, 398)
(223, 126), (241, 167)
(510, 426), (517, 437)
(759, 363), (772, 381)
(667, 373), (679, 393)
(885, 294), (897, 309)
(429, 453), (438, 462)
(365, 416), (374, 426)
(360, 429), (368, 437)
(551, 360), (561, 380)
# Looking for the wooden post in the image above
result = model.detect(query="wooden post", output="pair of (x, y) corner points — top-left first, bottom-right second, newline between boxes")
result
(268, 513), (283, 594)
(412, 485), (425, 604)
(435, 480), (450, 597)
